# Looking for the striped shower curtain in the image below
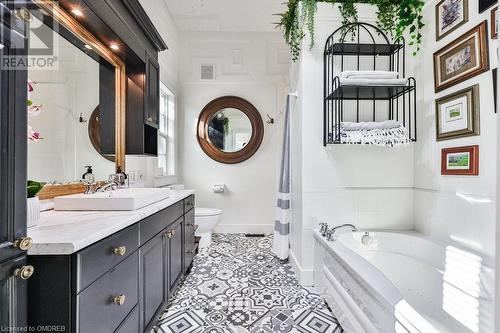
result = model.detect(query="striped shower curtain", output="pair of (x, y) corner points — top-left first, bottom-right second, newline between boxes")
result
(272, 94), (292, 260)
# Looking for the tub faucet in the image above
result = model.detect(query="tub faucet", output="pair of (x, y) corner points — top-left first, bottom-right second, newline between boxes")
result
(318, 222), (329, 236)
(326, 224), (358, 241)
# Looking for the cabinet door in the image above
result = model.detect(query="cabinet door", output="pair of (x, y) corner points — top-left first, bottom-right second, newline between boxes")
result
(0, 256), (29, 330)
(139, 232), (165, 331)
(145, 56), (159, 127)
(168, 218), (183, 292)
(184, 209), (195, 272)
(0, 1), (28, 264)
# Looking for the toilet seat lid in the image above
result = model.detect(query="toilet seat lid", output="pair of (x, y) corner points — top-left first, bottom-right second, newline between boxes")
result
(195, 208), (222, 217)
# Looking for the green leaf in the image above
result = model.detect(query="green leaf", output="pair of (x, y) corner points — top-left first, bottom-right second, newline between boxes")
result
(27, 180), (46, 198)
(279, 0), (425, 60)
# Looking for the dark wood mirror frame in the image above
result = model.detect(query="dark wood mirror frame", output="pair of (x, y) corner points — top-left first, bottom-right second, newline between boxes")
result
(197, 96), (264, 164)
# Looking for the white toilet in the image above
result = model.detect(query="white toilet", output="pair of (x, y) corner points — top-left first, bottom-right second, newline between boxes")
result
(195, 208), (222, 248)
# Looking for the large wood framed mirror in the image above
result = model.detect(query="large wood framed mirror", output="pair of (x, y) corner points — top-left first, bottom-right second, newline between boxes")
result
(197, 96), (264, 164)
(28, 1), (126, 199)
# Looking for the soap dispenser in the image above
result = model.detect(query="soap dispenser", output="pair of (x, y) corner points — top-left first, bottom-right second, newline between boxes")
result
(82, 166), (95, 184)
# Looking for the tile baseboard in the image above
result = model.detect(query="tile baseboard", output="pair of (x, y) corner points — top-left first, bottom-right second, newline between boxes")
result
(290, 250), (314, 287)
(214, 224), (274, 234)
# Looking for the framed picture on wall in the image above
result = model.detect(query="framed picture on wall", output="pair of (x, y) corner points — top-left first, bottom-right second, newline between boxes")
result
(435, 85), (480, 140)
(436, 0), (469, 41)
(492, 7), (498, 39)
(433, 21), (489, 92)
(479, 0), (496, 13)
(441, 145), (479, 175)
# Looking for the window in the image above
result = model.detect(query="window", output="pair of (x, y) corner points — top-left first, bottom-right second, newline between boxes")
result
(158, 83), (175, 176)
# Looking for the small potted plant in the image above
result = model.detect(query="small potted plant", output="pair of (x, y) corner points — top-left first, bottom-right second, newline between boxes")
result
(27, 180), (45, 228)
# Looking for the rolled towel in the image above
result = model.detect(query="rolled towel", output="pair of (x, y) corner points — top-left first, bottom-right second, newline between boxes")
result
(339, 78), (407, 86)
(341, 120), (402, 131)
(339, 70), (399, 80)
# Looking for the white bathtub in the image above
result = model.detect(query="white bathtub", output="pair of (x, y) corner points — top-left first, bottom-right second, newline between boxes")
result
(313, 230), (494, 333)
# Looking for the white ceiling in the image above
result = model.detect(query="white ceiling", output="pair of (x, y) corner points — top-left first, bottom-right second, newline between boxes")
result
(163, 0), (286, 32)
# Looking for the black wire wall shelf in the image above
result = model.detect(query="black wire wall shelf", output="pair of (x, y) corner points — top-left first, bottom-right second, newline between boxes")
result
(325, 80), (416, 100)
(323, 22), (417, 146)
(326, 43), (403, 56)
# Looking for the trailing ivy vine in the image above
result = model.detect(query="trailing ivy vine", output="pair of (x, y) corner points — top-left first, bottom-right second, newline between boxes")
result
(276, 0), (425, 61)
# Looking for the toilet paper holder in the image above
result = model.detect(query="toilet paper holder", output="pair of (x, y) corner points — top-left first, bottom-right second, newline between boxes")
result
(213, 184), (225, 193)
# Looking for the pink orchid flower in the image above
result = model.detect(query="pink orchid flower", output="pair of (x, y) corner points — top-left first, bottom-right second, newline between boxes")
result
(28, 105), (42, 118)
(27, 125), (42, 142)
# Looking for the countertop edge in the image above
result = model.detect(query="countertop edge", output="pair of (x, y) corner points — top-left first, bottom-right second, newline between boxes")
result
(28, 190), (194, 255)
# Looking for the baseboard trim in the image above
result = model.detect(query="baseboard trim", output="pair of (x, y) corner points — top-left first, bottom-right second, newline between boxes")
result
(289, 250), (314, 287)
(215, 224), (274, 234)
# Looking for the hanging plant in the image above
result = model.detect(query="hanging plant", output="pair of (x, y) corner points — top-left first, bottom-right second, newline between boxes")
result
(276, 0), (425, 61)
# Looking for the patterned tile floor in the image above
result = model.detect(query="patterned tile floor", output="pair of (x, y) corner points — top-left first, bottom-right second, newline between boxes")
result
(155, 234), (343, 333)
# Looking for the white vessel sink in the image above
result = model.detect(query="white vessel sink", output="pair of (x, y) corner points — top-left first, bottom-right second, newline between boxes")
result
(53, 188), (171, 211)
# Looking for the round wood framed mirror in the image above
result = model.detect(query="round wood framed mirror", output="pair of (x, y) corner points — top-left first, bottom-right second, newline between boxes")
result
(197, 96), (264, 164)
(88, 105), (115, 162)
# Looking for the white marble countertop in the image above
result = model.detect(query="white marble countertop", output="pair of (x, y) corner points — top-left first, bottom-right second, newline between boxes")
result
(27, 189), (194, 255)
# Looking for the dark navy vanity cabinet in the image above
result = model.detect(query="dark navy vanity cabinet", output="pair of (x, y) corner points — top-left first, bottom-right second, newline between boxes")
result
(0, 0), (30, 329)
(28, 195), (196, 333)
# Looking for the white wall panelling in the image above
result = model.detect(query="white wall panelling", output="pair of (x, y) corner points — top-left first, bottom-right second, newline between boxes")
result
(412, 1), (497, 258)
(289, 4), (415, 285)
(28, 42), (114, 183)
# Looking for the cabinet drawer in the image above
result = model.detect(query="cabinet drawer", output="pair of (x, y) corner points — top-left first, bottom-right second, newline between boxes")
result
(140, 202), (183, 245)
(114, 305), (139, 333)
(183, 195), (194, 213)
(77, 252), (139, 333)
(76, 224), (139, 292)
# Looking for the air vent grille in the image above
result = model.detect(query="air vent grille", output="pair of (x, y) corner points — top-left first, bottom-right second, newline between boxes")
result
(200, 64), (215, 81)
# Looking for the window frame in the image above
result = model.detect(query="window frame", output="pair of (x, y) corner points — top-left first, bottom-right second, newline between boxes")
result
(157, 83), (176, 179)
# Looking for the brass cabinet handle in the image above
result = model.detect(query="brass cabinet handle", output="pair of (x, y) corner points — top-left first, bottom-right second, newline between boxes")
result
(13, 8), (33, 22)
(14, 265), (34, 280)
(13, 237), (33, 251)
(111, 294), (126, 306)
(113, 246), (127, 256)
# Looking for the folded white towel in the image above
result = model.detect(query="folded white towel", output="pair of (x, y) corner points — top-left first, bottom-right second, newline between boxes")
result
(340, 126), (412, 147)
(333, 121), (411, 146)
(341, 120), (402, 131)
(339, 70), (399, 80)
(339, 78), (407, 86)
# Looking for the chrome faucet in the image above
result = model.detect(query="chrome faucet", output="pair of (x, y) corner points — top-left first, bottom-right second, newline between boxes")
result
(318, 222), (329, 236)
(326, 224), (357, 241)
(109, 167), (129, 188)
(82, 180), (97, 194)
